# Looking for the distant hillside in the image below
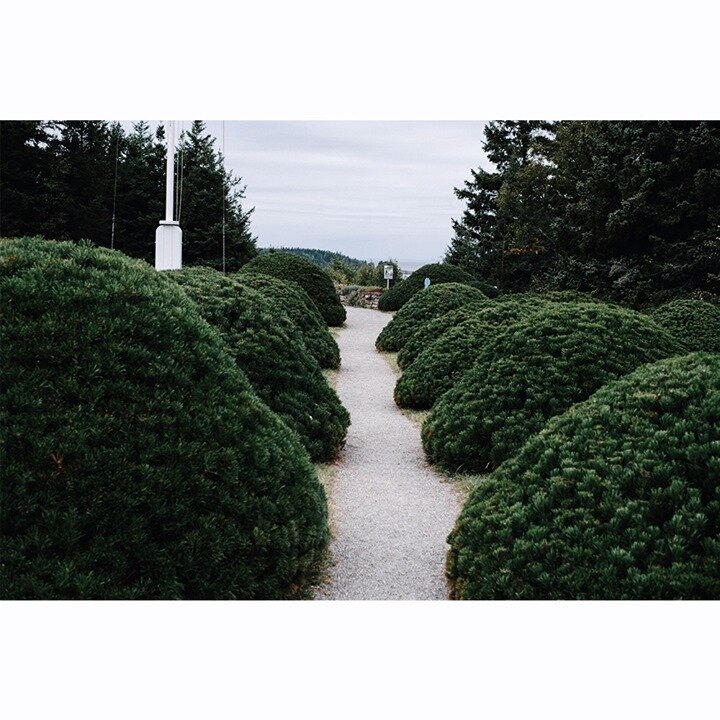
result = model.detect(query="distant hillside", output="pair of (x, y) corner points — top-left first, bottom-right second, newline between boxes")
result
(260, 247), (367, 269)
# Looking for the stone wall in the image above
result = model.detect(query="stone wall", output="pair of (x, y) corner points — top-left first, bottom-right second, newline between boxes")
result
(338, 285), (385, 310)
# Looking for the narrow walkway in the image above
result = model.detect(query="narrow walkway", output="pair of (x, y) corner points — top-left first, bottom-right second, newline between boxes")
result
(316, 306), (461, 600)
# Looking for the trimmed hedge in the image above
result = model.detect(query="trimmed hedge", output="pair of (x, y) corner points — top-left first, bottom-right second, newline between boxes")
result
(0, 238), (328, 599)
(395, 293), (566, 370)
(396, 303), (489, 370)
(533, 289), (604, 304)
(650, 299), (720, 353)
(447, 353), (720, 599)
(169, 267), (349, 462)
(377, 263), (495, 311)
(241, 251), (346, 326)
(233, 272), (340, 369)
(375, 283), (489, 353)
(395, 301), (544, 409)
(422, 303), (684, 473)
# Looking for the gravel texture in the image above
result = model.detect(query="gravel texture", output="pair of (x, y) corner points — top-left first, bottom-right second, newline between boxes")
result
(315, 307), (461, 600)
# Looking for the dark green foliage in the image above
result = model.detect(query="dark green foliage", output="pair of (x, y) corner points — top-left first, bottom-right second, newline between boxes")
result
(650, 299), (720, 353)
(446, 121), (558, 292)
(169, 267), (349, 461)
(395, 301), (545, 409)
(263, 246), (366, 270)
(447, 121), (720, 303)
(0, 120), (257, 269)
(397, 303), (489, 370)
(447, 353), (720, 599)
(377, 263), (494, 312)
(422, 303), (684, 473)
(533, 289), (603, 304)
(111, 121), (165, 263)
(241, 251), (346, 326)
(233, 273), (340, 369)
(395, 291), (573, 370)
(0, 238), (328, 599)
(37, 121), (121, 245)
(176, 121), (257, 271)
(375, 283), (489, 352)
(0, 121), (52, 238)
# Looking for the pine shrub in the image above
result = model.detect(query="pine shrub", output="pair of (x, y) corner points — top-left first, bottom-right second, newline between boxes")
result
(533, 289), (604, 304)
(0, 238), (328, 599)
(422, 303), (684, 473)
(377, 263), (495, 311)
(169, 267), (349, 462)
(375, 283), (489, 352)
(394, 293), (565, 370)
(395, 301), (544, 409)
(650, 299), (720, 353)
(447, 353), (720, 599)
(397, 303), (489, 370)
(233, 272), (340, 369)
(241, 251), (346, 326)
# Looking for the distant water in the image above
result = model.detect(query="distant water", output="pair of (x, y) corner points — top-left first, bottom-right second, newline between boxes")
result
(397, 259), (433, 273)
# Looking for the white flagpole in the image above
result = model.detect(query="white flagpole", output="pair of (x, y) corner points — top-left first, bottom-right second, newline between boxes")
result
(165, 119), (175, 222)
(155, 120), (182, 271)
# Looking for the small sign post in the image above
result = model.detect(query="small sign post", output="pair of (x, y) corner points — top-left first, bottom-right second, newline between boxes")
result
(383, 264), (394, 289)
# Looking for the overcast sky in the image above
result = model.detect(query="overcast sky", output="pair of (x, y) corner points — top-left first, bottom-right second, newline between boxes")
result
(139, 121), (491, 266)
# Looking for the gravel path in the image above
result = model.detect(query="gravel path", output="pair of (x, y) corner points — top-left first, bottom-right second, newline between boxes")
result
(315, 306), (462, 600)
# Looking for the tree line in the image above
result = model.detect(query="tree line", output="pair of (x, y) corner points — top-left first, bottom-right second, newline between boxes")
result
(0, 120), (257, 270)
(267, 247), (367, 270)
(447, 121), (720, 306)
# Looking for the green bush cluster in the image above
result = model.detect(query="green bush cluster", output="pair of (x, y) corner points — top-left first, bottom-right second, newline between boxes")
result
(169, 267), (349, 462)
(233, 272), (340, 369)
(241, 251), (346, 326)
(650, 299), (720, 353)
(375, 283), (489, 352)
(0, 238), (328, 599)
(422, 303), (683, 473)
(394, 301), (545, 409)
(395, 293), (569, 370)
(532, 289), (604, 304)
(396, 303), (489, 370)
(447, 353), (720, 599)
(377, 263), (495, 311)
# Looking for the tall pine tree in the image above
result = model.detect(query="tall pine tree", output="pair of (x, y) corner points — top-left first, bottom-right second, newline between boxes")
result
(446, 121), (556, 291)
(0, 121), (52, 237)
(176, 121), (256, 270)
(39, 121), (120, 244)
(111, 121), (165, 263)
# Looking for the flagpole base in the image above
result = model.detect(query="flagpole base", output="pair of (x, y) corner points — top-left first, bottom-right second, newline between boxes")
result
(155, 221), (182, 271)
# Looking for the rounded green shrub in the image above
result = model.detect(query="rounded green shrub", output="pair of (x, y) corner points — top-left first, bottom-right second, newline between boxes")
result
(169, 267), (349, 462)
(447, 353), (720, 599)
(395, 302), (545, 409)
(375, 283), (489, 353)
(396, 302), (489, 370)
(233, 272), (340, 369)
(0, 238), (328, 599)
(395, 294), (559, 370)
(377, 263), (495, 311)
(241, 251), (346, 326)
(650, 299), (720, 353)
(422, 303), (684, 473)
(534, 289), (603, 304)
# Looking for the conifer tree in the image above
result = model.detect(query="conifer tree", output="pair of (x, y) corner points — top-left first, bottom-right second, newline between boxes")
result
(446, 121), (556, 291)
(112, 121), (164, 262)
(0, 121), (52, 237)
(176, 120), (256, 270)
(39, 120), (120, 244)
